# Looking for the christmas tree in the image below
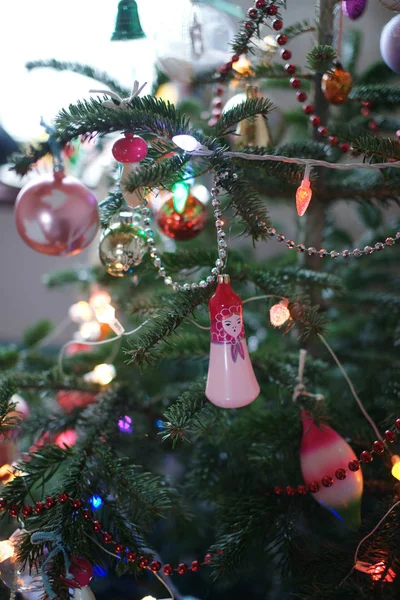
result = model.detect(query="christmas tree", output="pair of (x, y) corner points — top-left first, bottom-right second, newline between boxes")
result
(1, 1), (400, 599)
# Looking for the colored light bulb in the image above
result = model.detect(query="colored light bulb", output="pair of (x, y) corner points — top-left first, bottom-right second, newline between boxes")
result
(296, 180), (312, 216)
(93, 303), (125, 336)
(89, 290), (112, 309)
(391, 455), (400, 480)
(79, 321), (101, 341)
(296, 164), (312, 216)
(355, 560), (396, 583)
(118, 415), (133, 433)
(89, 495), (103, 510)
(172, 181), (190, 214)
(270, 299), (290, 327)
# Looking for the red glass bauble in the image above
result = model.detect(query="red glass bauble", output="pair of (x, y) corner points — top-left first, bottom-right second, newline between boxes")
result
(56, 390), (98, 414)
(64, 557), (93, 588)
(156, 194), (207, 241)
(14, 170), (99, 256)
(112, 133), (148, 163)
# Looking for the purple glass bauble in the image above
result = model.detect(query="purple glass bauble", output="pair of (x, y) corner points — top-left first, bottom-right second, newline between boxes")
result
(15, 170), (99, 256)
(342, 0), (367, 20)
(380, 15), (400, 75)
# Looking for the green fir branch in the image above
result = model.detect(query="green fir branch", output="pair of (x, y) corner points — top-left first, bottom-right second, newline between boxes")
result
(26, 59), (129, 97)
(283, 19), (315, 41)
(161, 381), (216, 446)
(126, 288), (213, 366)
(306, 45), (337, 72)
(350, 136), (400, 161)
(349, 84), (400, 106)
(342, 30), (362, 74)
(214, 98), (274, 137)
(99, 191), (125, 228)
(22, 319), (54, 348)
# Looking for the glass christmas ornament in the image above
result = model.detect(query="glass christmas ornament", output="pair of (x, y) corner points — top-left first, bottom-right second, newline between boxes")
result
(0, 530), (43, 593)
(342, 0), (367, 20)
(155, 0), (236, 82)
(112, 134), (148, 164)
(55, 429), (78, 448)
(206, 275), (260, 408)
(380, 15), (400, 74)
(56, 391), (98, 414)
(15, 169), (99, 256)
(73, 587), (96, 600)
(111, 0), (145, 40)
(99, 209), (147, 277)
(270, 299), (290, 327)
(300, 411), (363, 530)
(156, 193), (207, 241)
(61, 557), (93, 588)
(321, 63), (352, 105)
(234, 85), (272, 150)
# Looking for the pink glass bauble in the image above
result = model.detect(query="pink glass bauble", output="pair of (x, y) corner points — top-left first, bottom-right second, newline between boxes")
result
(15, 170), (99, 256)
(66, 557), (93, 589)
(380, 15), (400, 75)
(112, 133), (148, 163)
(300, 411), (363, 530)
(55, 429), (78, 448)
(206, 275), (260, 408)
(342, 0), (367, 20)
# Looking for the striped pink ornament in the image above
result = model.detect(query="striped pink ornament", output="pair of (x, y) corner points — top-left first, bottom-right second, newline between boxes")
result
(300, 411), (363, 530)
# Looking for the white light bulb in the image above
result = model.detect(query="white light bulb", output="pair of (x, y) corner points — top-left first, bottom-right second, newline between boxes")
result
(89, 290), (112, 309)
(172, 134), (200, 152)
(68, 301), (94, 323)
(79, 321), (101, 341)
(84, 364), (116, 386)
(93, 303), (125, 336)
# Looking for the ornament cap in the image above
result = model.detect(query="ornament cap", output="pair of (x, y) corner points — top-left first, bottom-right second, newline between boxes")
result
(217, 274), (230, 284)
(111, 0), (146, 41)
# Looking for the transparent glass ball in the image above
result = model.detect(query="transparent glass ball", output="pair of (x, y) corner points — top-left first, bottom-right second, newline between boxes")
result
(99, 211), (147, 278)
(155, 0), (236, 82)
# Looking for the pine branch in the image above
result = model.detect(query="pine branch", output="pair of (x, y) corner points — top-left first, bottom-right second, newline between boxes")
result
(350, 136), (400, 160)
(349, 84), (400, 106)
(342, 30), (362, 74)
(358, 61), (398, 86)
(283, 19), (315, 42)
(306, 45), (337, 72)
(123, 155), (188, 192)
(26, 59), (129, 97)
(99, 191), (125, 228)
(23, 319), (54, 348)
(43, 266), (102, 288)
(0, 347), (20, 369)
(214, 98), (274, 137)
(126, 287), (213, 366)
(160, 381), (218, 446)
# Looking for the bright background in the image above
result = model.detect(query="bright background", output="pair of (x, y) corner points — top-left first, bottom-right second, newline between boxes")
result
(0, 0), (394, 342)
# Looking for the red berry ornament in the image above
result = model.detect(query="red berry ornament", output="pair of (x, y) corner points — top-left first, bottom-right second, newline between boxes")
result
(178, 563), (188, 574)
(112, 134), (148, 163)
(34, 502), (45, 514)
(22, 505), (32, 517)
(139, 556), (149, 568)
(72, 499), (82, 510)
(373, 441), (385, 454)
(115, 543), (125, 554)
(191, 561), (201, 572)
(272, 19), (283, 30)
(93, 520), (102, 533)
(58, 493), (69, 504)
(276, 34), (287, 45)
(267, 5), (278, 15)
(360, 451), (373, 463)
(281, 49), (291, 60)
(45, 496), (56, 508)
(150, 561), (161, 572)
(164, 564), (174, 575)
(127, 551), (137, 562)
(385, 430), (396, 443)
(9, 505), (18, 518)
(103, 532), (113, 544)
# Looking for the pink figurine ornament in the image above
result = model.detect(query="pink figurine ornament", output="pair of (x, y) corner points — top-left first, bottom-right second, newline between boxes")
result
(206, 274), (260, 408)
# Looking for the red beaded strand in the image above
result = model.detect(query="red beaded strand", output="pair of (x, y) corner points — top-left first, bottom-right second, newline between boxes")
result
(211, 0), (352, 152)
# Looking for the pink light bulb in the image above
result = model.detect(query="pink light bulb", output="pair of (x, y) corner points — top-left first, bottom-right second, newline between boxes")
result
(205, 275), (260, 409)
(270, 299), (290, 327)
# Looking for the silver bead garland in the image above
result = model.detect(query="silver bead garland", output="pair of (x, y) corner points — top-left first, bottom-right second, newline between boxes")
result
(139, 180), (227, 291)
(134, 181), (398, 292)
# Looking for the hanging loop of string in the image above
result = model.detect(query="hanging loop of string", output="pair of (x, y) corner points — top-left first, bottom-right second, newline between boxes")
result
(40, 118), (63, 173)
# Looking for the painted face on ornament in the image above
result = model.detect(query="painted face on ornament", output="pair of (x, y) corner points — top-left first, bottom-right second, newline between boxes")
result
(222, 314), (242, 338)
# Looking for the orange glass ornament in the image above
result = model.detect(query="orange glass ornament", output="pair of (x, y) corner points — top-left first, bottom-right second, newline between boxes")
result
(156, 194), (207, 241)
(321, 62), (352, 105)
